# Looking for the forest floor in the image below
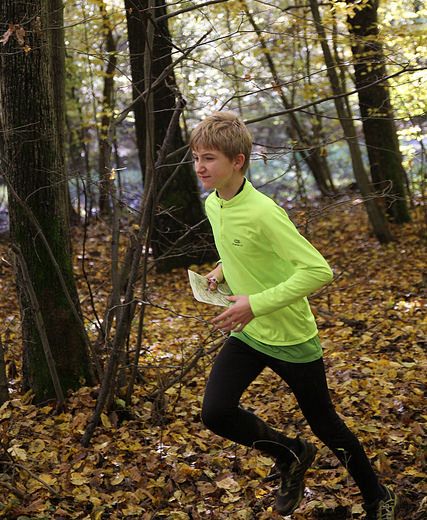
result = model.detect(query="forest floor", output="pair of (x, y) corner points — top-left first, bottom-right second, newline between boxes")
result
(0, 196), (425, 519)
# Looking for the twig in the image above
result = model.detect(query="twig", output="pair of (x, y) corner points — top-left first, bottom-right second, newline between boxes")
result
(0, 172), (101, 381)
(82, 5), (188, 447)
(112, 29), (212, 130)
(1, 461), (59, 496)
(12, 245), (65, 406)
(244, 66), (424, 124)
(149, 336), (223, 401)
(0, 479), (27, 499)
(0, 336), (9, 405)
(155, 0), (231, 21)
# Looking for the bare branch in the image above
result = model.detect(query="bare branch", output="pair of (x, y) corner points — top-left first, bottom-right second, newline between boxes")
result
(155, 0), (231, 22)
(244, 66), (425, 125)
(1, 461), (59, 496)
(113, 28), (212, 129)
(12, 245), (65, 406)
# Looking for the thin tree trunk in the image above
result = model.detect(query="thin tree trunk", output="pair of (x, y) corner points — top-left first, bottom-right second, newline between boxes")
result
(82, 44), (188, 448)
(241, 0), (335, 196)
(0, 338), (9, 405)
(0, 0), (94, 402)
(98, 1), (117, 217)
(309, 0), (392, 243)
(346, 0), (410, 223)
(68, 86), (94, 219)
(49, 0), (80, 227)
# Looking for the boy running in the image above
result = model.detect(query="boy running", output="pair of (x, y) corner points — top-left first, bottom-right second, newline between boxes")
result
(190, 111), (397, 519)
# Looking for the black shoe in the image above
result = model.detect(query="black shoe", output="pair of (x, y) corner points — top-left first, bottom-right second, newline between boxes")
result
(274, 438), (317, 515)
(364, 486), (398, 520)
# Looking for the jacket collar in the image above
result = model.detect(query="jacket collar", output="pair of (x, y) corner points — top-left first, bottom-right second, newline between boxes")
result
(215, 178), (253, 207)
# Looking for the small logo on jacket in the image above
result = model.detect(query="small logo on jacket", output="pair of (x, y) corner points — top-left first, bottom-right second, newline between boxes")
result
(232, 239), (243, 247)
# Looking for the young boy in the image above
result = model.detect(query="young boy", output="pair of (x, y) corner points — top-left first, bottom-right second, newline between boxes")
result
(190, 111), (398, 519)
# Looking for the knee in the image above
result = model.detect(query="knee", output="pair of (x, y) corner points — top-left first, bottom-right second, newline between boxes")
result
(309, 414), (358, 450)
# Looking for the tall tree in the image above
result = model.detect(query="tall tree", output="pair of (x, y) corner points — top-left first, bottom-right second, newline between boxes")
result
(98, 0), (117, 216)
(309, 0), (392, 242)
(345, 0), (411, 223)
(0, 0), (94, 402)
(49, 0), (79, 225)
(125, 0), (215, 272)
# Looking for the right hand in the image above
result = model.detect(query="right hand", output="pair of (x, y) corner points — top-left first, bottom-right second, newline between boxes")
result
(205, 264), (224, 291)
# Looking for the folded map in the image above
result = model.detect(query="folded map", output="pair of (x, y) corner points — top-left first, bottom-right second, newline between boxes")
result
(187, 269), (232, 307)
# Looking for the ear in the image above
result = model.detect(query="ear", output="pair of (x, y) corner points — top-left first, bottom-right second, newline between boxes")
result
(234, 153), (246, 171)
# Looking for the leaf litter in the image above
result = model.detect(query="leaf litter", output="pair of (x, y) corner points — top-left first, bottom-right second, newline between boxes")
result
(0, 201), (425, 519)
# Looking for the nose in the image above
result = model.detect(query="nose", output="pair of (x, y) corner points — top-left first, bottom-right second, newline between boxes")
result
(196, 161), (205, 173)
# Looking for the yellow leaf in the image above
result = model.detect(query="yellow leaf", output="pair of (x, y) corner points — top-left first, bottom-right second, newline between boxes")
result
(110, 473), (124, 485)
(91, 506), (105, 520)
(220, 491), (241, 503)
(39, 473), (57, 486)
(0, 408), (11, 419)
(29, 439), (46, 453)
(8, 446), (27, 461)
(215, 476), (241, 493)
(122, 505), (144, 516)
(101, 413), (112, 428)
(72, 484), (91, 501)
(70, 473), (90, 486)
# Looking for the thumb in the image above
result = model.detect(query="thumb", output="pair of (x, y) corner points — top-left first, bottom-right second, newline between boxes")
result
(227, 295), (238, 302)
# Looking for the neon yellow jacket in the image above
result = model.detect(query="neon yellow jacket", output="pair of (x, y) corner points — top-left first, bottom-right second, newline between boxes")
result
(205, 180), (333, 345)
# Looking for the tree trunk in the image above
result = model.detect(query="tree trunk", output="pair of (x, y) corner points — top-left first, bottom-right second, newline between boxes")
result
(67, 86), (94, 220)
(98, 1), (117, 217)
(309, 0), (392, 243)
(346, 0), (410, 223)
(49, 0), (80, 226)
(125, 0), (215, 272)
(0, 0), (94, 402)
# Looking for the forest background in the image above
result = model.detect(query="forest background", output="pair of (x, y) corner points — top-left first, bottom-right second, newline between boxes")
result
(0, 0), (425, 519)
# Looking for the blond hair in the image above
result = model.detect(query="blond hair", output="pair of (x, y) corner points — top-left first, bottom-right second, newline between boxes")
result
(190, 111), (252, 173)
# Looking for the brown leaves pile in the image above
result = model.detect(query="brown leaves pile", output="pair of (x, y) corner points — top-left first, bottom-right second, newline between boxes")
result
(0, 202), (425, 519)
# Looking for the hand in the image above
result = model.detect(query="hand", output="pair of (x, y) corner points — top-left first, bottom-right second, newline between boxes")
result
(212, 295), (254, 333)
(205, 264), (224, 291)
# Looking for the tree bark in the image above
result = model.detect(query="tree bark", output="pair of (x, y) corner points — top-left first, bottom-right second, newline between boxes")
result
(0, 0), (94, 402)
(310, 0), (392, 243)
(48, 0), (79, 227)
(345, 0), (410, 223)
(125, 0), (215, 272)
(98, 1), (117, 217)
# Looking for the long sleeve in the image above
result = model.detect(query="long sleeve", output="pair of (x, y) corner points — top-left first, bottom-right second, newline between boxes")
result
(249, 205), (333, 317)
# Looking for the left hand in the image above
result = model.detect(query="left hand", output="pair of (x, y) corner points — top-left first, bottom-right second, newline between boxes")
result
(211, 295), (254, 333)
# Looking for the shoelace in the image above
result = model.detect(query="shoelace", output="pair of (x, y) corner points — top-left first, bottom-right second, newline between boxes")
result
(367, 494), (395, 520)
(378, 500), (395, 520)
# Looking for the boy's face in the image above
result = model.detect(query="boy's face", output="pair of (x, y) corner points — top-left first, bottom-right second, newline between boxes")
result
(192, 148), (245, 194)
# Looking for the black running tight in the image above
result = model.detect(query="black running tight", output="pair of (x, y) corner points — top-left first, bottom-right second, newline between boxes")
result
(201, 337), (382, 504)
